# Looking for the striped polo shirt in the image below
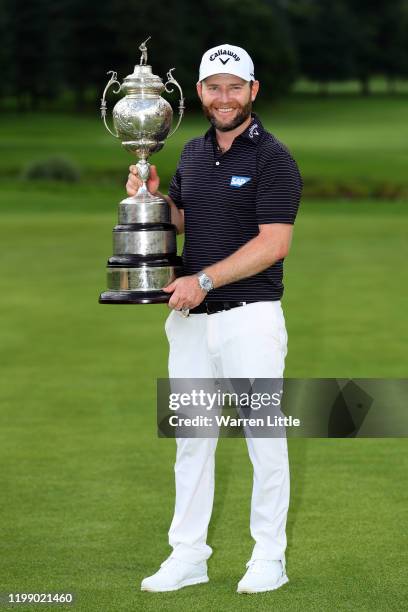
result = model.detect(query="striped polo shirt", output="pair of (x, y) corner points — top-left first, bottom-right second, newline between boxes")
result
(168, 113), (303, 302)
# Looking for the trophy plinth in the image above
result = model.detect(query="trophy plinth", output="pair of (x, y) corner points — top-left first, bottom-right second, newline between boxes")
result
(99, 38), (185, 305)
(99, 291), (171, 304)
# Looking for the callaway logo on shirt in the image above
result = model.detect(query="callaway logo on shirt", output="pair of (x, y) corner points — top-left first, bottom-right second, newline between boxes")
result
(230, 176), (251, 188)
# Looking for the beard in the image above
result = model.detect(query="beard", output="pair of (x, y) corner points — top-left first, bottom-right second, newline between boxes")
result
(202, 99), (253, 132)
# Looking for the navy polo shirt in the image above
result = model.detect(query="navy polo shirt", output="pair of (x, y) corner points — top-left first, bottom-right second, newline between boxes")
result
(168, 113), (303, 302)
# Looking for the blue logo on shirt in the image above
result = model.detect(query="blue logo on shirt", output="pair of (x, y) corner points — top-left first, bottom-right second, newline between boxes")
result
(230, 176), (251, 188)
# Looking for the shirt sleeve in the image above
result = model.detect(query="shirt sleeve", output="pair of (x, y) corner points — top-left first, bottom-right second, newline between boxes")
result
(168, 148), (185, 209)
(256, 147), (303, 225)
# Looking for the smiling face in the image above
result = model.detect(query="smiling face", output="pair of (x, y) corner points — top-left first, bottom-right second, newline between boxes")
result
(197, 74), (259, 132)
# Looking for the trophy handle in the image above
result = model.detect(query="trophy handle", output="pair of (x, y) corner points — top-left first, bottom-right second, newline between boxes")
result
(164, 68), (185, 139)
(100, 71), (121, 138)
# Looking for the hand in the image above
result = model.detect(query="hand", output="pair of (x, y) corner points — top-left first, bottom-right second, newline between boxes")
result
(163, 275), (207, 310)
(126, 164), (160, 196)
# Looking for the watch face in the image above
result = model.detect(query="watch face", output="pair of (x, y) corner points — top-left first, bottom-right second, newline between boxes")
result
(199, 274), (213, 291)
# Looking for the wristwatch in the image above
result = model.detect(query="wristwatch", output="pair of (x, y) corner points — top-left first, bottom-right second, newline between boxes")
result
(197, 272), (214, 293)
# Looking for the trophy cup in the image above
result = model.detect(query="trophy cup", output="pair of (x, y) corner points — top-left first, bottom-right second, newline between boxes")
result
(99, 38), (185, 304)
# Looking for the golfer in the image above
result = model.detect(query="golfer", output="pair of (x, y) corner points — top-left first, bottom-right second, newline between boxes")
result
(126, 43), (302, 594)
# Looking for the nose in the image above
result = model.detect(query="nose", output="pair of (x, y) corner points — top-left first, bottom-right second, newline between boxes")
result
(217, 89), (231, 104)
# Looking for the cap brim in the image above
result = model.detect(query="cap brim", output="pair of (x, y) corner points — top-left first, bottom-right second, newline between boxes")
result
(199, 67), (251, 82)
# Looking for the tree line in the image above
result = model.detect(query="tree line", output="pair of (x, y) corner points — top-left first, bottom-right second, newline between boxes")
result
(1, 0), (407, 111)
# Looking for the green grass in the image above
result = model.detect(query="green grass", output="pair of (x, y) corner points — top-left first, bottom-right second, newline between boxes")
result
(293, 76), (408, 95)
(1, 96), (408, 189)
(1, 101), (407, 610)
(0, 196), (407, 610)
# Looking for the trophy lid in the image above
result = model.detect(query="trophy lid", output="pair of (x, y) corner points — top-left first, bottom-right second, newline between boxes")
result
(121, 64), (165, 96)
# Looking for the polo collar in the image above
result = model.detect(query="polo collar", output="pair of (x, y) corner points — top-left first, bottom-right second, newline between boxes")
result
(204, 113), (264, 147)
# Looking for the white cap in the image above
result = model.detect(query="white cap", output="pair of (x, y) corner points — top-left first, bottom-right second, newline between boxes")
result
(198, 43), (255, 82)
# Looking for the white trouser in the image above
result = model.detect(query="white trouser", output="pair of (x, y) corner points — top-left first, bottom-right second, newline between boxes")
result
(164, 301), (290, 567)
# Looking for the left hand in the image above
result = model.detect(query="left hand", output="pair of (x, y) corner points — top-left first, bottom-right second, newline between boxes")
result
(163, 275), (206, 310)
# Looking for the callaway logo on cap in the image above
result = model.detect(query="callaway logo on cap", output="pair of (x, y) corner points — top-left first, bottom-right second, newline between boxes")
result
(198, 44), (255, 82)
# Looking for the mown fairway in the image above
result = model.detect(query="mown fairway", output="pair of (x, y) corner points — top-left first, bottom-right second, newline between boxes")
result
(1, 97), (407, 611)
(0, 96), (408, 188)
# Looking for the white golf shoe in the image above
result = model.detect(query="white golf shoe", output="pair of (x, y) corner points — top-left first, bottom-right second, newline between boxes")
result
(141, 557), (209, 592)
(237, 559), (289, 594)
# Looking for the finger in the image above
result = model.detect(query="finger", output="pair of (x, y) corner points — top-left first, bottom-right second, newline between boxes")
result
(168, 291), (183, 309)
(129, 164), (138, 175)
(128, 171), (140, 182)
(126, 180), (136, 196)
(126, 176), (140, 189)
(149, 165), (158, 180)
(162, 280), (177, 293)
(168, 297), (181, 309)
(128, 173), (141, 188)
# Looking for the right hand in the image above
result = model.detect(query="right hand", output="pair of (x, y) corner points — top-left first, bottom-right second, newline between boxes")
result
(126, 164), (160, 196)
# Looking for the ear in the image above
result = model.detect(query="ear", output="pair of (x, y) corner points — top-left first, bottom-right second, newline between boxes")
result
(196, 81), (203, 101)
(251, 80), (260, 102)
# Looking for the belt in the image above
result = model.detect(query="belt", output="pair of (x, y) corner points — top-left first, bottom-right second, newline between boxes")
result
(189, 300), (258, 315)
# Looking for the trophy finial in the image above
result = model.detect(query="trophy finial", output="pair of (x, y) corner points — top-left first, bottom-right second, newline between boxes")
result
(139, 36), (151, 65)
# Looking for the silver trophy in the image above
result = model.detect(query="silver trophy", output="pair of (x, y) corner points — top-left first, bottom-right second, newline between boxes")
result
(99, 38), (185, 304)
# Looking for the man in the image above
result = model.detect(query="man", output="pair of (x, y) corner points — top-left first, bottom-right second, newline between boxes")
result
(126, 43), (302, 594)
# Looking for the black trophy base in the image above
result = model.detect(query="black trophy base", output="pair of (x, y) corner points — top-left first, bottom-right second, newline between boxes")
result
(99, 290), (171, 304)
